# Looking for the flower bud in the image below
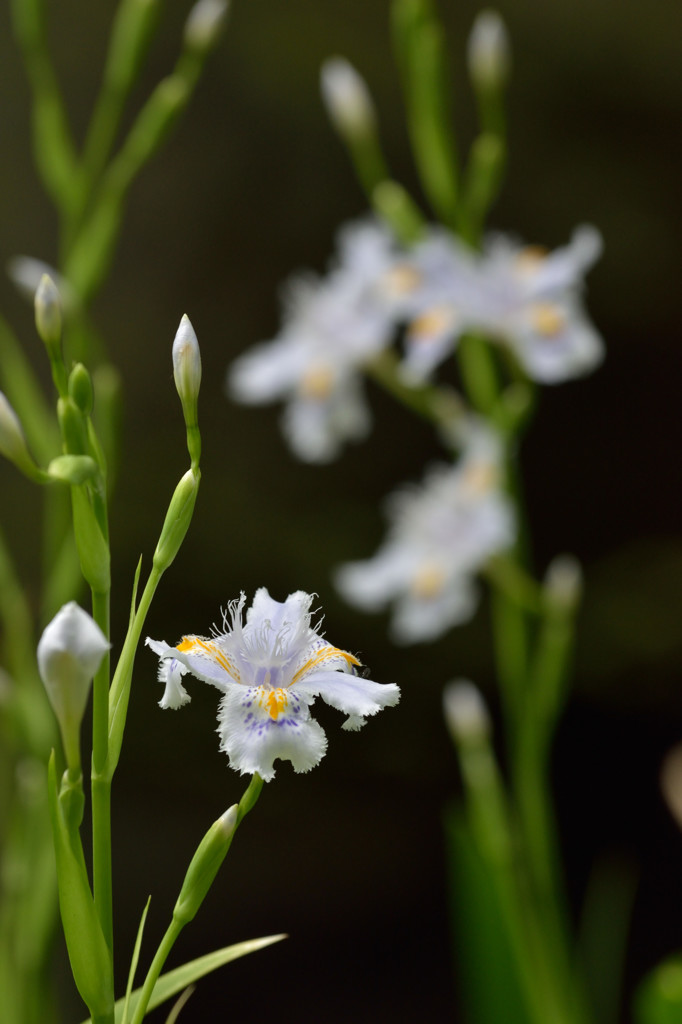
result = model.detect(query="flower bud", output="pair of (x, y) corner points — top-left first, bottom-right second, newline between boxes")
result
(443, 680), (491, 745)
(173, 804), (239, 925)
(0, 391), (43, 480)
(172, 315), (201, 426)
(34, 274), (63, 351)
(544, 554), (582, 612)
(38, 602), (110, 769)
(69, 363), (94, 415)
(467, 10), (510, 90)
(321, 58), (376, 140)
(47, 454), (99, 486)
(7, 256), (76, 311)
(153, 467), (200, 572)
(58, 396), (88, 455)
(184, 0), (229, 52)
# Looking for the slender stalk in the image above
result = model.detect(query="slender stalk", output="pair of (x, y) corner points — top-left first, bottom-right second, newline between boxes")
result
(130, 775), (264, 1024)
(91, 585), (113, 955)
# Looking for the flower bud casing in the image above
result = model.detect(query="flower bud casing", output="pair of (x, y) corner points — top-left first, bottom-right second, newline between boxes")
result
(153, 467), (200, 573)
(69, 363), (94, 415)
(47, 454), (99, 486)
(173, 805), (239, 924)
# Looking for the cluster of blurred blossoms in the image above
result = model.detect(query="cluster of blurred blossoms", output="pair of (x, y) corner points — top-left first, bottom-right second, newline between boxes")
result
(227, 209), (602, 644)
(228, 216), (602, 463)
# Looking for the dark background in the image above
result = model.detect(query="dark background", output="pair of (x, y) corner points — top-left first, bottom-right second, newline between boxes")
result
(1, 1), (682, 1020)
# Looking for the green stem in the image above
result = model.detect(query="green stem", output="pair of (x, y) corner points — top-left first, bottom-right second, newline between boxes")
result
(91, 587), (113, 954)
(107, 564), (163, 775)
(130, 775), (264, 1024)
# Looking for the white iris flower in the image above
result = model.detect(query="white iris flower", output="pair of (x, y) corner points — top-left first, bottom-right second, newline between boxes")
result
(400, 224), (603, 384)
(228, 219), (404, 462)
(335, 423), (515, 643)
(146, 588), (400, 781)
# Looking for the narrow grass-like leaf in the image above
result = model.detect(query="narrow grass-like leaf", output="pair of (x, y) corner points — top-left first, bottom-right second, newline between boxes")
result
(80, 934), (286, 1024)
(121, 897), (152, 1024)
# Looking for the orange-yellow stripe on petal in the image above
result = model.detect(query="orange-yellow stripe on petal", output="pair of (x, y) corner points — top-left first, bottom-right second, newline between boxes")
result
(177, 636), (239, 680)
(290, 646), (360, 686)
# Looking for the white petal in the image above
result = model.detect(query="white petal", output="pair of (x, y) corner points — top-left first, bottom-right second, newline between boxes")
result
(295, 671), (400, 721)
(335, 543), (417, 611)
(217, 685), (327, 781)
(390, 579), (479, 644)
(145, 636), (234, 692)
(157, 657), (192, 709)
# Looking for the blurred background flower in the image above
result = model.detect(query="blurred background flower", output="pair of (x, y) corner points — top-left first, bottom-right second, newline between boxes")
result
(1, 0), (681, 1020)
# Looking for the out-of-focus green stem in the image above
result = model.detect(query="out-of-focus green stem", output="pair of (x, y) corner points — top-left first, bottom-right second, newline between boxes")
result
(91, 587), (113, 954)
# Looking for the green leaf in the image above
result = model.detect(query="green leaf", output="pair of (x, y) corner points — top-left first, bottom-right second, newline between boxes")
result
(634, 955), (682, 1024)
(79, 934), (286, 1024)
(47, 754), (114, 1018)
(445, 804), (531, 1024)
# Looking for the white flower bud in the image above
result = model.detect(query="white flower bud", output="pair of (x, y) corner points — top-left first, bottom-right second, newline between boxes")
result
(443, 680), (491, 744)
(544, 555), (582, 610)
(7, 256), (75, 310)
(34, 274), (63, 350)
(37, 602), (110, 767)
(172, 314), (202, 425)
(467, 10), (510, 89)
(0, 391), (30, 465)
(184, 0), (229, 51)
(320, 58), (375, 138)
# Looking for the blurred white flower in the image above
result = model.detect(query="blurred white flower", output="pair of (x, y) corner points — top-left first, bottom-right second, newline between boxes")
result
(146, 588), (400, 781)
(335, 421), (515, 643)
(227, 219), (404, 461)
(399, 224), (603, 384)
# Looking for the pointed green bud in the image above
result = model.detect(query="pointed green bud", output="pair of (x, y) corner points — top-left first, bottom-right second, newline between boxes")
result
(184, 0), (229, 53)
(0, 390), (45, 481)
(174, 805), (238, 925)
(38, 602), (110, 770)
(58, 396), (88, 454)
(153, 467), (200, 572)
(71, 486), (111, 593)
(68, 363), (94, 415)
(35, 274), (63, 351)
(47, 454), (99, 486)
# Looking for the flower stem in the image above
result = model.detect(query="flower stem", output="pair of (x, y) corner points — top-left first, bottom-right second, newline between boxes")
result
(130, 775), (264, 1024)
(91, 586), (113, 959)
